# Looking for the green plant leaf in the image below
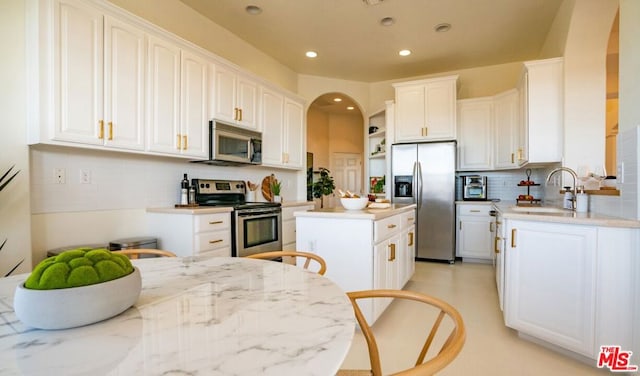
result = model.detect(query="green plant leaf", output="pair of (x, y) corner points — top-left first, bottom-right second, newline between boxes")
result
(0, 165), (19, 192)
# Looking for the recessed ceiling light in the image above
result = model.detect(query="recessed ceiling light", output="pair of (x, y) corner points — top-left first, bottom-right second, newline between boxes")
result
(434, 23), (451, 32)
(399, 49), (411, 57)
(380, 17), (394, 26)
(305, 51), (318, 58)
(333, 98), (342, 102)
(245, 5), (262, 15)
(347, 106), (355, 110)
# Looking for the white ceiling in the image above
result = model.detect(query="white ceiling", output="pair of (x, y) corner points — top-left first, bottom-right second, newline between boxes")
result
(180, 0), (564, 83)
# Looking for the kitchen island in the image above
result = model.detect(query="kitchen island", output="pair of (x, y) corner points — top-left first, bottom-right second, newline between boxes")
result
(0, 255), (355, 375)
(295, 204), (417, 324)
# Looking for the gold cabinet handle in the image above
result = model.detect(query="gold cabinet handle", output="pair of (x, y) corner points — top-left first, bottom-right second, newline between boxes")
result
(387, 224), (397, 229)
(234, 108), (239, 121)
(408, 232), (414, 246)
(238, 108), (242, 121)
(459, 221), (462, 230)
(209, 220), (223, 225)
(98, 120), (104, 139)
(511, 228), (517, 248)
(425, 126), (428, 137)
(176, 134), (182, 150)
(490, 222), (495, 232)
(388, 243), (396, 261)
(470, 209), (480, 212)
(517, 148), (523, 160)
(108, 122), (113, 140)
(511, 153), (515, 164)
(495, 236), (501, 253)
(209, 239), (223, 244)
(183, 135), (187, 150)
(408, 217), (414, 222)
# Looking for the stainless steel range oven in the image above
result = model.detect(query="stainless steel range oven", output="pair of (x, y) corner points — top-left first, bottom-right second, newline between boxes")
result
(193, 179), (282, 257)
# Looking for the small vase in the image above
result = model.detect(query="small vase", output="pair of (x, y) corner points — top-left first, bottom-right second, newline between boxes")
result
(273, 195), (282, 203)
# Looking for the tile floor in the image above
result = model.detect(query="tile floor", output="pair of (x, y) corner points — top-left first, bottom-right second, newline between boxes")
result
(339, 261), (610, 375)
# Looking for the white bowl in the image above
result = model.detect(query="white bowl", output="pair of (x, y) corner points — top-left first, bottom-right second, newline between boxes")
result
(14, 267), (141, 330)
(340, 197), (369, 210)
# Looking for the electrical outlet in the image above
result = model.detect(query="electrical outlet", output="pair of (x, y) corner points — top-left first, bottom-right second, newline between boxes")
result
(80, 169), (91, 184)
(54, 168), (66, 184)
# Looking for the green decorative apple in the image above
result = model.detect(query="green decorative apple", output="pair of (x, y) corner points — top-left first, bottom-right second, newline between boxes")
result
(25, 248), (134, 290)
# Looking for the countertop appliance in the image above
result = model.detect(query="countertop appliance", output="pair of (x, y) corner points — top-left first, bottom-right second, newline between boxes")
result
(462, 175), (488, 201)
(191, 120), (262, 166)
(192, 179), (281, 257)
(391, 141), (456, 262)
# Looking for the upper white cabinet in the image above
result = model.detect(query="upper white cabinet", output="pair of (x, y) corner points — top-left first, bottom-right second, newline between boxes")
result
(53, 0), (145, 150)
(519, 57), (563, 164)
(493, 89), (523, 169)
(393, 75), (458, 143)
(457, 97), (493, 171)
(213, 64), (258, 130)
(260, 86), (305, 169)
(146, 36), (208, 158)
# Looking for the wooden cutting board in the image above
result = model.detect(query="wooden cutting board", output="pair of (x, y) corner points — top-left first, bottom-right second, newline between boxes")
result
(261, 175), (274, 202)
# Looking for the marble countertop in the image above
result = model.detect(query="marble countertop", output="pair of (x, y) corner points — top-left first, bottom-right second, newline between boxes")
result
(494, 202), (640, 228)
(294, 203), (416, 220)
(0, 256), (355, 375)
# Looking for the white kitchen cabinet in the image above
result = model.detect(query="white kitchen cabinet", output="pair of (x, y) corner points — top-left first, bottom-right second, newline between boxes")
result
(494, 210), (505, 312)
(295, 206), (416, 324)
(393, 75), (458, 143)
(260, 86), (305, 169)
(146, 210), (232, 257)
(282, 203), (314, 251)
(53, 0), (145, 150)
(213, 64), (258, 129)
(519, 58), (563, 164)
(457, 97), (493, 171)
(493, 89), (523, 169)
(505, 219), (597, 357)
(456, 203), (495, 261)
(146, 37), (209, 158)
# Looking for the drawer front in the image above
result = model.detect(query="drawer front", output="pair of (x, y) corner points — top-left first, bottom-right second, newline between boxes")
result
(457, 204), (493, 216)
(374, 215), (402, 243)
(195, 229), (231, 253)
(200, 247), (231, 258)
(282, 205), (314, 220)
(401, 210), (416, 228)
(195, 213), (230, 233)
(283, 219), (296, 244)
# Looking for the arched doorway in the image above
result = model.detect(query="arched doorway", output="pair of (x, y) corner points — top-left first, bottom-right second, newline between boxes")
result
(306, 92), (364, 208)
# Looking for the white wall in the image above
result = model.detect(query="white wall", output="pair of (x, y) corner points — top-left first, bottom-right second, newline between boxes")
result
(562, 0), (619, 178)
(0, 0), (32, 274)
(29, 146), (301, 262)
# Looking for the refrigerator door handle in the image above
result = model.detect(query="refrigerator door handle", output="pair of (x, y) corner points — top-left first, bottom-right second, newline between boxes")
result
(417, 161), (423, 209)
(412, 161), (418, 206)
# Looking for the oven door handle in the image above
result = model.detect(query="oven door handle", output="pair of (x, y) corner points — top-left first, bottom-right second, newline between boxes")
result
(237, 211), (280, 219)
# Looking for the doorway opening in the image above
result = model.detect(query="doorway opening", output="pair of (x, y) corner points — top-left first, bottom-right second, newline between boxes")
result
(306, 92), (364, 208)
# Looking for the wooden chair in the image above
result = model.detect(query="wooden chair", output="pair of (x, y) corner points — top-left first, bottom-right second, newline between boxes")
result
(246, 251), (327, 275)
(338, 289), (466, 376)
(112, 248), (177, 259)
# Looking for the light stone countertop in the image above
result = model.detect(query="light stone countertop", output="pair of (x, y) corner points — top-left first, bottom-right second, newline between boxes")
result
(281, 200), (315, 207)
(294, 203), (417, 220)
(146, 206), (234, 214)
(0, 256), (355, 375)
(494, 202), (640, 228)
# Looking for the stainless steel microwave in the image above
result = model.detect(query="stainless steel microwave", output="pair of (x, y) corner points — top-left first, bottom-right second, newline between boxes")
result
(193, 120), (262, 166)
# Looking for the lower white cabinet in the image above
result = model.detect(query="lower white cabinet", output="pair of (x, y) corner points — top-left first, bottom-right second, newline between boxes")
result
(456, 203), (495, 261)
(146, 210), (232, 257)
(295, 207), (416, 324)
(504, 219), (637, 359)
(282, 203), (314, 251)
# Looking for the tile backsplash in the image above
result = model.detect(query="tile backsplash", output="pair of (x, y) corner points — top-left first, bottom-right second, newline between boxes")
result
(30, 146), (302, 214)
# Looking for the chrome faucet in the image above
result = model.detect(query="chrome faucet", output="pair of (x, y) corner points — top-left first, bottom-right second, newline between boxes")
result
(546, 167), (578, 210)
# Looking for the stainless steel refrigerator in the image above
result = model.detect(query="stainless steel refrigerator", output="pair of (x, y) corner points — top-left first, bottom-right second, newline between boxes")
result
(391, 141), (456, 262)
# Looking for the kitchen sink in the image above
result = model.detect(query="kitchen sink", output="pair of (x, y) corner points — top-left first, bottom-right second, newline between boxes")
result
(510, 206), (570, 214)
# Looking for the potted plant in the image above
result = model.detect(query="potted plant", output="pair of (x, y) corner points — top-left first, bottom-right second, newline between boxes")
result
(1, 165), (24, 277)
(271, 178), (282, 203)
(312, 168), (335, 208)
